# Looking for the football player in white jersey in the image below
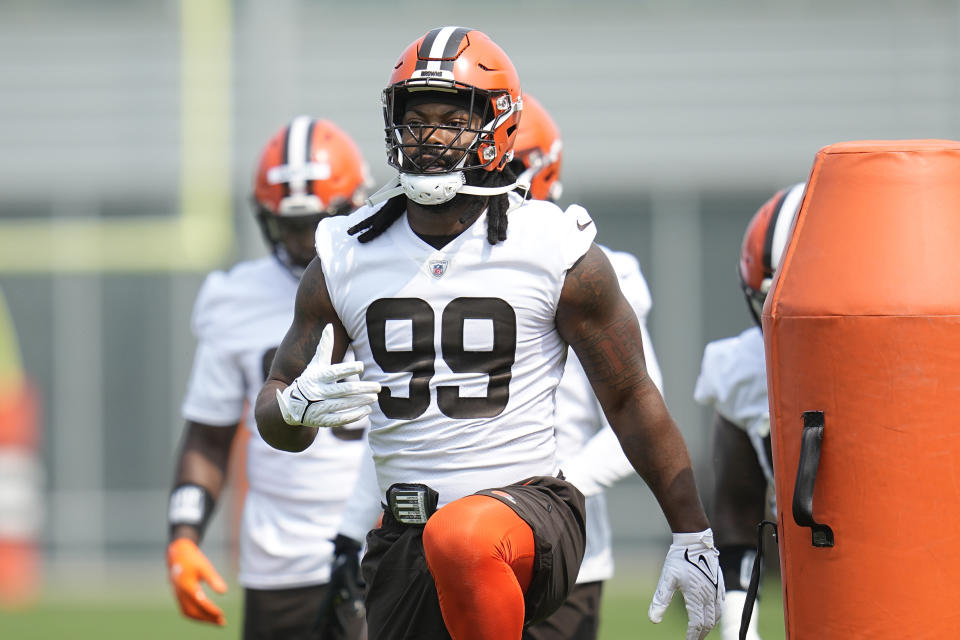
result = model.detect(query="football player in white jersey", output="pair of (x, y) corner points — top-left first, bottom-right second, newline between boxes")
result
(166, 117), (371, 639)
(508, 94), (665, 640)
(694, 183), (804, 640)
(255, 27), (723, 640)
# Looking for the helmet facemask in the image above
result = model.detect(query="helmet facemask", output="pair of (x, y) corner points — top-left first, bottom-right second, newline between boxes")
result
(739, 270), (771, 328)
(255, 200), (354, 277)
(384, 84), (514, 173)
(368, 83), (521, 207)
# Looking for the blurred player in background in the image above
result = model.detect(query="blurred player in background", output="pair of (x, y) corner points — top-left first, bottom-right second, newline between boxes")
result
(0, 286), (42, 609)
(694, 182), (804, 640)
(256, 26), (722, 640)
(166, 116), (371, 639)
(512, 95), (666, 640)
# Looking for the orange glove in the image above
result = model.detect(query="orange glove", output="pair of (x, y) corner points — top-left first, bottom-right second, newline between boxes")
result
(167, 538), (228, 626)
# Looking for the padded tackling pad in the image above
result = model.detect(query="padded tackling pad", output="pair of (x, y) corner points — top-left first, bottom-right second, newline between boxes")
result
(763, 139), (960, 639)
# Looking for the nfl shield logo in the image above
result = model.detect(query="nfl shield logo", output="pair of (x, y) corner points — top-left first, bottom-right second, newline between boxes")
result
(429, 260), (448, 279)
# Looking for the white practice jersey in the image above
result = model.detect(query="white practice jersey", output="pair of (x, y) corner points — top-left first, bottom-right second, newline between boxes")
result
(181, 256), (366, 588)
(555, 245), (663, 584)
(694, 326), (773, 486)
(316, 198), (596, 506)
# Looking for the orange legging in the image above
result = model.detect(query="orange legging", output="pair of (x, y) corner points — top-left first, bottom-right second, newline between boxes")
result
(422, 494), (536, 640)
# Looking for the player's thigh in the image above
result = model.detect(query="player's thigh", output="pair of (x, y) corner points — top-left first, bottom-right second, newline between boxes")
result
(475, 475), (587, 624)
(522, 582), (603, 640)
(362, 515), (452, 640)
(243, 583), (327, 640)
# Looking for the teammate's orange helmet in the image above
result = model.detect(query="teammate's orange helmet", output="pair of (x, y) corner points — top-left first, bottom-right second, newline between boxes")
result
(509, 94), (563, 201)
(382, 26), (522, 174)
(739, 182), (805, 325)
(253, 117), (370, 271)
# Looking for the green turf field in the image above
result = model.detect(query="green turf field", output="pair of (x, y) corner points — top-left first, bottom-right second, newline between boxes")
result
(599, 576), (784, 639)
(0, 570), (785, 640)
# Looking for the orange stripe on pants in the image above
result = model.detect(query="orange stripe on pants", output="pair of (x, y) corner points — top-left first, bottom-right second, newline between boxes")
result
(422, 495), (535, 640)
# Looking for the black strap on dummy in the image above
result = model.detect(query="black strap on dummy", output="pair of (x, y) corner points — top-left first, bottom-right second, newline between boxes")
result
(739, 519), (777, 640)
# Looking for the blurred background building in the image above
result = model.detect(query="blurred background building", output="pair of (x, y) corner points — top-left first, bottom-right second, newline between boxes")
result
(1, 0), (958, 596)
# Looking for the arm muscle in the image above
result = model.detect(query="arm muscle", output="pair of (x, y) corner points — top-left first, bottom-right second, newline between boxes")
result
(254, 257), (348, 452)
(557, 244), (708, 532)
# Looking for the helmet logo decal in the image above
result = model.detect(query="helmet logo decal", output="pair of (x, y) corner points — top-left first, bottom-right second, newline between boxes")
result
(429, 260), (448, 279)
(267, 163), (331, 185)
(411, 69), (455, 82)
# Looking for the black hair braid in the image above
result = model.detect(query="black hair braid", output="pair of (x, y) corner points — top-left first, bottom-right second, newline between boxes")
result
(347, 195), (406, 243)
(484, 164), (518, 245)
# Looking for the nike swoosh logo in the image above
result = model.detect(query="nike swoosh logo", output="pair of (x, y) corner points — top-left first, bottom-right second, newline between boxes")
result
(684, 549), (719, 590)
(290, 382), (317, 423)
(577, 220), (593, 231)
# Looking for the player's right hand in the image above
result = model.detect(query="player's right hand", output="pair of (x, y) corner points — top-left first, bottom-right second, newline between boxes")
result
(167, 538), (228, 626)
(276, 324), (381, 428)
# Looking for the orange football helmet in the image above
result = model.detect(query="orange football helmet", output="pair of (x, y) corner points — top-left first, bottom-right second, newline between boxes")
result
(739, 182), (806, 325)
(382, 26), (522, 176)
(253, 117), (370, 271)
(509, 94), (563, 202)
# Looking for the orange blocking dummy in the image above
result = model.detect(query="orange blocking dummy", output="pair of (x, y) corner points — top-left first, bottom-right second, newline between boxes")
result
(763, 139), (960, 638)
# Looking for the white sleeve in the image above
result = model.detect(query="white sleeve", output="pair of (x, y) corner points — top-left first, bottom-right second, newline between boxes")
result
(180, 273), (246, 426)
(181, 341), (246, 425)
(560, 204), (598, 270)
(336, 446), (383, 542)
(694, 328), (769, 437)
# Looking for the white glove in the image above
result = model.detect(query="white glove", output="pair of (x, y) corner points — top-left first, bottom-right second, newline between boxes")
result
(721, 590), (761, 640)
(276, 325), (381, 428)
(648, 528), (725, 640)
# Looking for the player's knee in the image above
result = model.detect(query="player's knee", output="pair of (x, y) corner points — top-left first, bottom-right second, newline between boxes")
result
(423, 496), (498, 571)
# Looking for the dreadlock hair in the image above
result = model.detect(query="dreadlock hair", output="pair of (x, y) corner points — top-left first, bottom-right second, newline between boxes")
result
(347, 165), (519, 245)
(347, 193), (406, 244)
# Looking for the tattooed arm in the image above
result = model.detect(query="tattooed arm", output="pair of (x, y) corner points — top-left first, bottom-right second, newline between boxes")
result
(556, 244), (709, 533)
(254, 258), (351, 452)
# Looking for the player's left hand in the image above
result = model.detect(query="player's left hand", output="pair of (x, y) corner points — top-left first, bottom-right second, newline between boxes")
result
(276, 324), (382, 428)
(648, 528), (724, 640)
(315, 534), (365, 639)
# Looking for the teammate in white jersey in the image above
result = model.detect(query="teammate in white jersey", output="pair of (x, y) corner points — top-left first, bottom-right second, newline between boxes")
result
(504, 94), (664, 640)
(166, 117), (371, 639)
(694, 183), (804, 640)
(255, 27), (723, 640)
